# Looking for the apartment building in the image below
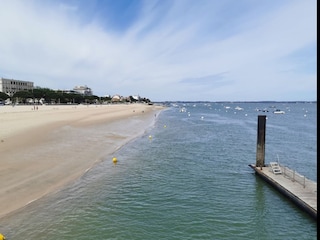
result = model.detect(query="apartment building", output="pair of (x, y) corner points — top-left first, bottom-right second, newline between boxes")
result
(73, 85), (93, 96)
(0, 78), (34, 97)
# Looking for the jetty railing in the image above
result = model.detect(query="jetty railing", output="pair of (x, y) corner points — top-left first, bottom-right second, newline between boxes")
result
(271, 154), (315, 189)
(280, 165), (307, 188)
(277, 165), (317, 192)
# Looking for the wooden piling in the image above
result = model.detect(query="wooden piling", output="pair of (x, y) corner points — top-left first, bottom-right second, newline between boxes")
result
(256, 115), (266, 168)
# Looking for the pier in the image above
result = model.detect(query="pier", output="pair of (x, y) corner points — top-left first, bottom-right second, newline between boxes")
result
(250, 115), (317, 220)
(249, 164), (317, 220)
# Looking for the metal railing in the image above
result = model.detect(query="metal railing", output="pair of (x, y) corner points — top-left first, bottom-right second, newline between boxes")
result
(273, 154), (310, 189)
(281, 165), (307, 188)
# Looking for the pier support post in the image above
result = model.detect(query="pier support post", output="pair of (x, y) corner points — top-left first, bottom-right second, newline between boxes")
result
(256, 115), (266, 168)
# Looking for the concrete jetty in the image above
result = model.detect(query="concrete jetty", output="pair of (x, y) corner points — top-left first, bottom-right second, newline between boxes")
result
(249, 164), (317, 220)
(250, 115), (317, 220)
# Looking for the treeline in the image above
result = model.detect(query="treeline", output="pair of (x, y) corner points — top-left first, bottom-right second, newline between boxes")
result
(0, 88), (151, 105)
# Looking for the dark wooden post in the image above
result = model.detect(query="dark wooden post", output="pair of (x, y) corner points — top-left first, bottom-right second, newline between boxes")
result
(256, 115), (266, 168)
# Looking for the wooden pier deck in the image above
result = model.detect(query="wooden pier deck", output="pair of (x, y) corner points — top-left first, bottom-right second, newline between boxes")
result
(249, 164), (317, 220)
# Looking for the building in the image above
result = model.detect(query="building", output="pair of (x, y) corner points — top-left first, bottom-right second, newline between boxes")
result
(111, 94), (122, 102)
(73, 85), (93, 96)
(0, 78), (34, 97)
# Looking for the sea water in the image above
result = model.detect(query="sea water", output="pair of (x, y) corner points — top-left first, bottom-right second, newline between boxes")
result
(0, 102), (317, 239)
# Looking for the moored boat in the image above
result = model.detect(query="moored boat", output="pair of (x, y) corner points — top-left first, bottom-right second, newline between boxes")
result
(273, 109), (285, 114)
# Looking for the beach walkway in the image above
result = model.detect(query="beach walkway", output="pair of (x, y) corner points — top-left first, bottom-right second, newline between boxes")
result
(249, 164), (317, 220)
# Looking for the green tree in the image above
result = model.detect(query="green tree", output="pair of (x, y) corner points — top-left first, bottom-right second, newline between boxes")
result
(43, 89), (69, 104)
(128, 95), (137, 103)
(0, 92), (10, 101)
(33, 88), (49, 99)
(12, 91), (34, 104)
(84, 95), (100, 104)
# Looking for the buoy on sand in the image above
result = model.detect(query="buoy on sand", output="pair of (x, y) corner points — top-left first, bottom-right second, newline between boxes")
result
(112, 157), (118, 164)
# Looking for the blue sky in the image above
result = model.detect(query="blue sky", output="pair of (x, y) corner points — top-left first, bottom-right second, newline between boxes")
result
(0, 0), (316, 101)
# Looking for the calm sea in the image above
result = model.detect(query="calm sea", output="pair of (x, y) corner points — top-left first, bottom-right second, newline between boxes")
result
(1, 102), (317, 239)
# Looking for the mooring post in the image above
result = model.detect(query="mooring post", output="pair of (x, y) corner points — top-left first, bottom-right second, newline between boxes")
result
(256, 115), (266, 168)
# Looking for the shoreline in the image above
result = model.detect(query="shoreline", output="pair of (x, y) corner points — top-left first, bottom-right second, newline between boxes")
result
(0, 103), (165, 219)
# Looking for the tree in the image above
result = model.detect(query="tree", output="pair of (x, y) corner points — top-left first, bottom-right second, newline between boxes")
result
(52, 91), (66, 104)
(128, 95), (137, 103)
(12, 91), (34, 104)
(84, 95), (100, 104)
(0, 92), (10, 101)
(33, 88), (65, 104)
(33, 88), (50, 99)
(141, 97), (151, 103)
(64, 93), (83, 104)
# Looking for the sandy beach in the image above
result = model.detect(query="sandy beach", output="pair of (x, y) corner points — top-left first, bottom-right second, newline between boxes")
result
(0, 103), (164, 218)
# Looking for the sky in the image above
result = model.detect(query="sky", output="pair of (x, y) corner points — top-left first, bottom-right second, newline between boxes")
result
(0, 0), (317, 102)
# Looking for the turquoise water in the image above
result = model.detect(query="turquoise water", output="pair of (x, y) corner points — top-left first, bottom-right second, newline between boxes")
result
(0, 102), (317, 239)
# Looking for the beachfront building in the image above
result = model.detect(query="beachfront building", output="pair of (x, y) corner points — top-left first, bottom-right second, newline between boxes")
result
(0, 78), (34, 97)
(111, 94), (122, 102)
(73, 85), (93, 96)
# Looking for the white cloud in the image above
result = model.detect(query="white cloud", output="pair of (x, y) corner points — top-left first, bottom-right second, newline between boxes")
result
(0, 0), (316, 101)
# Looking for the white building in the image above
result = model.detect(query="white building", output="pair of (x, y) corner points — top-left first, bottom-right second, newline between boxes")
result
(0, 78), (34, 97)
(111, 94), (122, 102)
(73, 85), (93, 96)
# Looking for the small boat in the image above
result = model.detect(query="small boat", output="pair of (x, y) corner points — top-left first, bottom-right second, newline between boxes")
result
(273, 109), (285, 114)
(255, 108), (268, 112)
(235, 106), (244, 110)
(180, 107), (187, 112)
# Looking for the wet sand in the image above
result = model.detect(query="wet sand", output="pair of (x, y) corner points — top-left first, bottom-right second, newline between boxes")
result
(0, 103), (163, 218)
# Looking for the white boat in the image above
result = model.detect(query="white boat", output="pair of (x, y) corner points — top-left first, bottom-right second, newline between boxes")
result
(273, 109), (285, 114)
(235, 106), (243, 110)
(180, 107), (187, 112)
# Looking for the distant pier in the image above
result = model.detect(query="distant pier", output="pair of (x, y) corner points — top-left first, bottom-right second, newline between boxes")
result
(250, 115), (317, 220)
(249, 164), (317, 220)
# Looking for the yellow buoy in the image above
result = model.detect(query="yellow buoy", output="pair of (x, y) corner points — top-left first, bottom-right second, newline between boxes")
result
(112, 157), (118, 164)
(0, 233), (5, 240)
(149, 135), (152, 139)
(164, 125), (166, 128)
